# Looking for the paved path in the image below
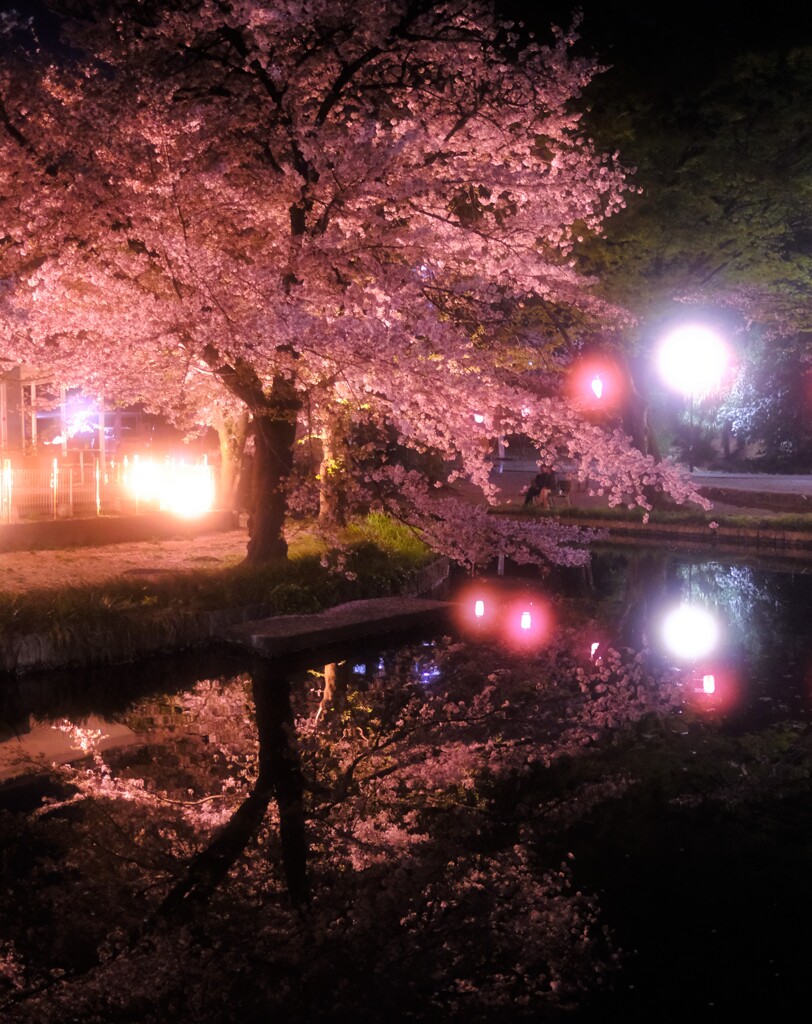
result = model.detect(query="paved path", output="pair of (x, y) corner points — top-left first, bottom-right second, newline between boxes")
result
(689, 472), (812, 495)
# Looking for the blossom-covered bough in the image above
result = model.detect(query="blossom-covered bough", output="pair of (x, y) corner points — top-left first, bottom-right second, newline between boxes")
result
(0, 0), (705, 565)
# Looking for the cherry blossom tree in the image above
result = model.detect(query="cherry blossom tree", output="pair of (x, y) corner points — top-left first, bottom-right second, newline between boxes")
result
(0, 1), (702, 564)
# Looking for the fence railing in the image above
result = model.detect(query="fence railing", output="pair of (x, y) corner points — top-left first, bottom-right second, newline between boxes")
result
(1, 456), (216, 523)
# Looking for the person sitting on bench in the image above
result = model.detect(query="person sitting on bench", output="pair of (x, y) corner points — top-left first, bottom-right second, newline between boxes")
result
(523, 466), (558, 508)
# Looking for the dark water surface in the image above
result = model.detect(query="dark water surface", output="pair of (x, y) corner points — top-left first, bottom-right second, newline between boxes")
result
(1, 549), (810, 1021)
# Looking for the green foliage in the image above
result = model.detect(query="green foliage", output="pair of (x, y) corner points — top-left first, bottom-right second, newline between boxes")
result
(578, 47), (812, 336)
(347, 512), (430, 565)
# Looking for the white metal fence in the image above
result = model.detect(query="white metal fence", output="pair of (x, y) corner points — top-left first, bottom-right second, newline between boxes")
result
(1, 456), (215, 522)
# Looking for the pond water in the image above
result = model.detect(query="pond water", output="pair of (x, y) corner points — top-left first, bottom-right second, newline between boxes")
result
(0, 548), (810, 1022)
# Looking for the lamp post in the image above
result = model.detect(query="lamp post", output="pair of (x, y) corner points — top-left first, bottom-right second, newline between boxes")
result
(656, 325), (729, 472)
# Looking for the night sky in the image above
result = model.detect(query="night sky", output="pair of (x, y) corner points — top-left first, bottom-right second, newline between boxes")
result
(505, 0), (812, 93)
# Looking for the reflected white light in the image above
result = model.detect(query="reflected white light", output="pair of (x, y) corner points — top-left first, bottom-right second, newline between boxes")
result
(590, 375), (603, 399)
(590, 641), (600, 659)
(702, 673), (716, 694)
(657, 325), (729, 397)
(520, 611), (532, 630)
(662, 604), (720, 660)
(473, 413), (485, 424)
(474, 599), (485, 618)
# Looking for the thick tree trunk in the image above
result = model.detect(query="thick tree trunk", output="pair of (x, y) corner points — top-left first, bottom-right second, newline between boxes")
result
(246, 375), (300, 564)
(202, 347), (301, 565)
(252, 658), (310, 908)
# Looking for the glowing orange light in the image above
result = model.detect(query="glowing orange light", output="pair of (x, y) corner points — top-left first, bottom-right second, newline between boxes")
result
(590, 375), (603, 399)
(702, 673), (716, 694)
(122, 456), (215, 517)
(474, 599), (485, 618)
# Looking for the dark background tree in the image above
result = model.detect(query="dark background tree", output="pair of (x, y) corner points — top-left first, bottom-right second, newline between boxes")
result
(503, 0), (812, 468)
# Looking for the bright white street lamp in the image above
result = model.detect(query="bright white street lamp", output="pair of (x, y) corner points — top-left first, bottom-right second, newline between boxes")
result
(657, 324), (729, 398)
(656, 324), (729, 471)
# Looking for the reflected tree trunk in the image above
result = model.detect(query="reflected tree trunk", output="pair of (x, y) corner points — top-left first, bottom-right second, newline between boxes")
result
(616, 552), (669, 649)
(253, 658), (310, 908)
(156, 658), (309, 919)
(314, 661), (350, 730)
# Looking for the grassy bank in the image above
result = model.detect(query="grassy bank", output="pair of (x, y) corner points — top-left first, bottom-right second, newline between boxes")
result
(0, 514), (432, 641)
(497, 502), (812, 532)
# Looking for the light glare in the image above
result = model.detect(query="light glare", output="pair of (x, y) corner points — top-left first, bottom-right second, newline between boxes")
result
(662, 604), (720, 661)
(123, 457), (215, 517)
(657, 325), (729, 397)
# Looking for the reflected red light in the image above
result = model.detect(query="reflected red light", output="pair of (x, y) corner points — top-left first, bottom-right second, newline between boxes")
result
(503, 597), (553, 650)
(454, 583), (499, 636)
(683, 666), (741, 715)
(454, 584), (553, 650)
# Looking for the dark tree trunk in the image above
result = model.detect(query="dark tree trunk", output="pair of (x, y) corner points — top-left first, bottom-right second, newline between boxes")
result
(247, 375), (300, 564)
(615, 551), (669, 649)
(618, 357), (661, 463)
(203, 348), (301, 565)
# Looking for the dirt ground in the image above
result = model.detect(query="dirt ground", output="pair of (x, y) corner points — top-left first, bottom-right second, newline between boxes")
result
(0, 528), (250, 595)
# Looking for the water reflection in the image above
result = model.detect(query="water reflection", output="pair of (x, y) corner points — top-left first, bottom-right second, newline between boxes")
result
(590, 549), (812, 725)
(158, 656), (310, 915)
(0, 556), (810, 1020)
